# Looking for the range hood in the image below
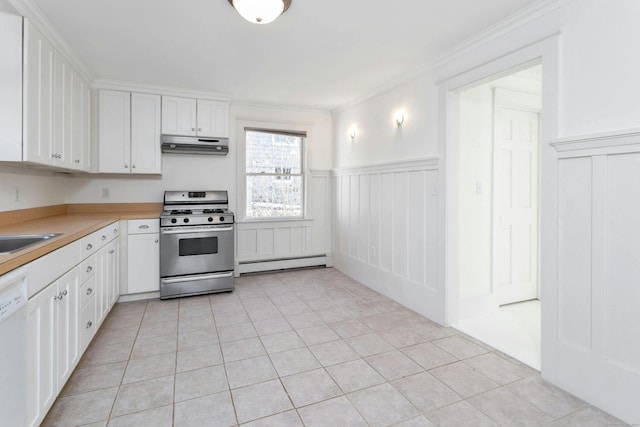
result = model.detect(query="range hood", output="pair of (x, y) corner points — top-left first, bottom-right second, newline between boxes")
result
(161, 135), (229, 155)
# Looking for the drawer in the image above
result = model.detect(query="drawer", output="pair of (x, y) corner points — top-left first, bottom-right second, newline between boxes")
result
(96, 222), (119, 247)
(80, 233), (98, 258)
(79, 297), (97, 353)
(80, 254), (96, 283)
(80, 274), (97, 308)
(128, 218), (160, 234)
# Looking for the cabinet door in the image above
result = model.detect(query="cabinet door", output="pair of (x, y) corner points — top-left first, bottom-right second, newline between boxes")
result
(131, 93), (161, 174)
(53, 51), (75, 169)
(80, 79), (91, 170)
(197, 99), (229, 138)
(26, 283), (58, 427)
(23, 20), (54, 165)
(0, 13), (23, 161)
(107, 240), (119, 308)
(70, 74), (87, 170)
(56, 267), (80, 389)
(127, 233), (160, 294)
(98, 90), (131, 173)
(95, 245), (109, 326)
(162, 96), (196, 136)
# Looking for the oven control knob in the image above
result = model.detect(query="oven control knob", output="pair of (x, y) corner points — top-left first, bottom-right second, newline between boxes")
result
(183, 218), (189, 223)
(208, 217), (213, 222)
(171, 218), (177, 224)
(220, 216), (225, 222)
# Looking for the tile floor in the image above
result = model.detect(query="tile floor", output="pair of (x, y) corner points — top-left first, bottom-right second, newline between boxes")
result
(455, 300), (541, 370)
(43, 268), (627, 426)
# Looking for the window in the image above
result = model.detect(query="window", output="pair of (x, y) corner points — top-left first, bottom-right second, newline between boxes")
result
(244, 128), (305, 219)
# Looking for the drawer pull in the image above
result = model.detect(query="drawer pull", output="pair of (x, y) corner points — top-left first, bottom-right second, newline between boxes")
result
(86, 321), (93, 329)
(113, 229), (118, 234)
(86, 265), (93, 273)
(86, 287), (93, 295)
(102, 235), (107, 241)
(53, 293), (62, 301)
(155, 239), (159, 243)
(86, 243), (93, 250)
(108, 249), (115, 254)
(139, 225), (150, 229)
(62, 289), (68, 296)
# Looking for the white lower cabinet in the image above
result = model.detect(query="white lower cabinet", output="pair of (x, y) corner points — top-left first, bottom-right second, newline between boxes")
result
(127, 219), (160, 294)
(26, 266), (80, 427)
(24, 221), (120, 426)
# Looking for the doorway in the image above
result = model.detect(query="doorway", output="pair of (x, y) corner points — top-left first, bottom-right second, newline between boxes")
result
(453, 64), (542, 369)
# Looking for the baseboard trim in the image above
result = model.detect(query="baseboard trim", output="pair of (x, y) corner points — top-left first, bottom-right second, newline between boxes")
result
(238, 255), (328, 274)
(118, 291), (160, 302)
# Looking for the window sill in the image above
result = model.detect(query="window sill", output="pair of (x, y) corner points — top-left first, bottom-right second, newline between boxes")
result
(236, 217), (314, 225)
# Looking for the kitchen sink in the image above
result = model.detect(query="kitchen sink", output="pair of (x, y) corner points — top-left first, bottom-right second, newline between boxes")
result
(0, 233), (62, 254)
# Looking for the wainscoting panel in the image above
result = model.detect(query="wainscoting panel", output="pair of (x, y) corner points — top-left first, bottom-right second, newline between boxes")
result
(551, 130), (640, 423)
(332, 158), (442, 323)
(236, 171), (332, 273)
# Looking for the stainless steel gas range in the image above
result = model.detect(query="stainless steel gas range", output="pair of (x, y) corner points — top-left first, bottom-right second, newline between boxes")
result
(159, 190), (234, 299)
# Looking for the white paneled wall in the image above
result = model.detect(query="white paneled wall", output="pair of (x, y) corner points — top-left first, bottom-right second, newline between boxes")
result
(236, 171), (332, 272)
(551, 130), (640, 424)
(332, 158), (443, 323)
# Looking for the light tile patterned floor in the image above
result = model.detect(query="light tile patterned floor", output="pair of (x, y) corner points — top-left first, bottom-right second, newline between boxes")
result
(44, 268), (627, 426)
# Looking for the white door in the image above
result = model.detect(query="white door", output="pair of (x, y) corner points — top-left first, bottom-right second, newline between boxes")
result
(197, 99), (229, 137)
(494, 105), (539, 305)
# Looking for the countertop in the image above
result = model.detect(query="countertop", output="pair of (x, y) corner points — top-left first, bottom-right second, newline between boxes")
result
(0, 204), (162, 276)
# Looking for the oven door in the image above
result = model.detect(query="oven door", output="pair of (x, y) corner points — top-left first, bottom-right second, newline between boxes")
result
(160, 225), (234, 277)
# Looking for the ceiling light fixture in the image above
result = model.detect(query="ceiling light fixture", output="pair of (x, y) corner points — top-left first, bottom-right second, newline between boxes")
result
(228, 0), (292, 24)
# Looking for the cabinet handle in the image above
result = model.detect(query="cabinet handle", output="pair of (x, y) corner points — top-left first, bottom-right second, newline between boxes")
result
(86, 243), (93, 250)
(53, 293), (62, 301)
(155, 239), (159, 243)
(86, 287), (93, 295)
(86, 321), (93, 329)
(86, 265), (93, 273)
(124, 164), (129, 168)
(191, 128), (195, 131)
(113, 229), (118, 234)
(132, 164), (136, 169)
(198, 128), (202, 131)
(102, 235), (107, 241)
(139, 225), (149, 229)
(62, 289), (68, 296)
(75, 159), (80, 164)
(51, 153), (56, 159)
(108, 249), (115, 254)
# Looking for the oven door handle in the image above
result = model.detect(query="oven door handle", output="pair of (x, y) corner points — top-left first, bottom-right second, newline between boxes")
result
(161, 226), (234, 234)
(161, 272), (234, 284)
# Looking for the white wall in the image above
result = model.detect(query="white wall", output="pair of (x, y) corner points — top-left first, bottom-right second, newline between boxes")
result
(331, 1), (640, 423)
(0, 165), (68, 211)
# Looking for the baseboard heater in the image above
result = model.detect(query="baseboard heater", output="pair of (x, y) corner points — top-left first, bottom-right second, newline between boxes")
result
(238, 255), (328, 274)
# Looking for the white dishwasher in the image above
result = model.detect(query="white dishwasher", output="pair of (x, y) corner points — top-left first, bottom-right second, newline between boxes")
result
(0, 269), (28, 427)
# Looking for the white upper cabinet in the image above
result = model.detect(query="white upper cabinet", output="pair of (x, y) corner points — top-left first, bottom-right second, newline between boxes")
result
(98, 90), (161, 174)
(161, 96), (197, 136)
(131, 93), (162, 174)
(98, 90), (131, 173)
(5, 17), (92, 172)
(162, 96), (228, 138)
(197, 99), (229, 138)
(0, 13), (24, 161)
(23, 20), (55, 165)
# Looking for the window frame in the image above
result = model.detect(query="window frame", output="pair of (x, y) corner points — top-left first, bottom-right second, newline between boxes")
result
(237, 120), (311, 222)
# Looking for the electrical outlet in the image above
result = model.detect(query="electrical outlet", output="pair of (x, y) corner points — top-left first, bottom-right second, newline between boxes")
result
(101, 187), (111, 198)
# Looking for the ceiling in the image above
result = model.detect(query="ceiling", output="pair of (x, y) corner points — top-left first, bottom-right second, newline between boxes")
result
(28, 0), (539, 110)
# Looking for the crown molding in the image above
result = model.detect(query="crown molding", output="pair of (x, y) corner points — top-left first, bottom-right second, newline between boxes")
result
(333, 0), (574, 113)
(91, 78), (232, 102)
(231, 100), (332, 116)
(8, 0), (94, 82)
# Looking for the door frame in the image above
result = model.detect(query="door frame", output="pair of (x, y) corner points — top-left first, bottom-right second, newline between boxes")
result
(438, 34), (560, 380)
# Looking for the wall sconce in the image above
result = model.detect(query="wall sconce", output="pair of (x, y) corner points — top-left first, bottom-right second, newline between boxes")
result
(394, 111), (405, 127)
(349, 126), (357, 141)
